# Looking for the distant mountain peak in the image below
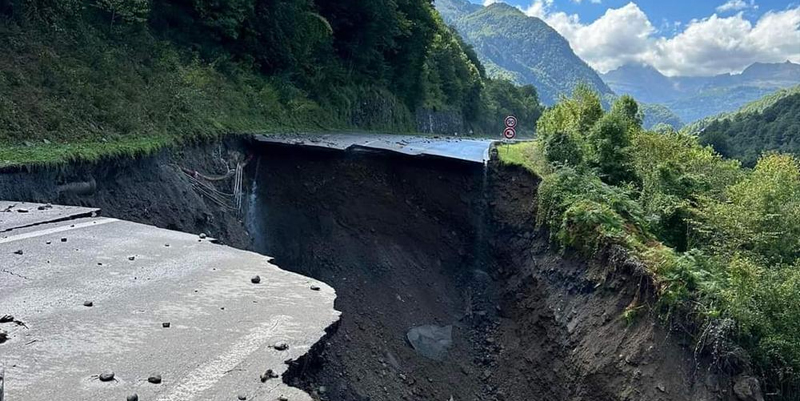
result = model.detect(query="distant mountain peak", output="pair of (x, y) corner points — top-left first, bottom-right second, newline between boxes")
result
(435, 0), (613, 105)
(435, 0), (481, 24)
(607, 63), (660, 73)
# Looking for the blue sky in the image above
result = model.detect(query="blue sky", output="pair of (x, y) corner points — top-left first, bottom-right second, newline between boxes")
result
(471, 0), (800, 76)
(474, 0), (796, 34)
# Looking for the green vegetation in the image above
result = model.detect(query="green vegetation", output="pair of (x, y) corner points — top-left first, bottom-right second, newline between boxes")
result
(688, 86), (800, 166)
(499, 86), (800, 399)
(0, 0), (542, 166)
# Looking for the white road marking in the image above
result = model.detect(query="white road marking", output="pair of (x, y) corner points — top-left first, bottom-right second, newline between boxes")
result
(0, 218), (118, 245)
(155, 316), (289, 401)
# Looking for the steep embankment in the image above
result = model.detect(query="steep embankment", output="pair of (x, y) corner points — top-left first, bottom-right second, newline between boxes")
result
(486, 164), (728, 400)
(0, 139), (252, 249)
(244, 143), (735, 401)
(1, 138), (747, 400)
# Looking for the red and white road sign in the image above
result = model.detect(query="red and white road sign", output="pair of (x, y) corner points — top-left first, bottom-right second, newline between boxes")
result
(504, 115), (518, 128)
(503, 127), (517, 140)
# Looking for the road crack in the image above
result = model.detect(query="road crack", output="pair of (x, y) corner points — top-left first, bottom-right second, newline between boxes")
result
(1, 269), (29, 280)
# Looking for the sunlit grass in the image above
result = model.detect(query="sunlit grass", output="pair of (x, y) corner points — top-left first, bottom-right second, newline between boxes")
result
(495, 141), (551, 177)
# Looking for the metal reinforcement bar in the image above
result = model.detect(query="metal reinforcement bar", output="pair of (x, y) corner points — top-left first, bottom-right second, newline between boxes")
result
(176, 156), (250, 214)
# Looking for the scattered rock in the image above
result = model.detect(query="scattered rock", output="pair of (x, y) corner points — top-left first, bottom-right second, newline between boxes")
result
(656, 383), (667, 393)
(278, 396), (288, 401)
(16, 208), (28, 213)
(13, 249), (23, 255)
(237, 394), (247, 400)
(199, 233), (207, 239)
(0, 330), (8, 343)
(251, 275), (261, 284)
(260, 369), (279, 382)
(734, 376), (764, 401)
(83, 301), (94, 307)
(61, 238), (68, 242)
(162, 322), (171, 328)
(318, 386), (327, 394)
(273, 342), (289, 351)
(127, 394), (139, 401)
(148, 374), (162, 384)
(128, 256), (136, 261)
(310, 285), (321, 291)
(99, 371), (115, 382)
(0, 315), (13, 323)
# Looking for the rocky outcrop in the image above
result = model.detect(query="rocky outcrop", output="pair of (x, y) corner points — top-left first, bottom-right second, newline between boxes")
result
(415, 108), (467, 135)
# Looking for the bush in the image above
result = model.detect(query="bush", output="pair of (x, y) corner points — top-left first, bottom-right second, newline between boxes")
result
(587, 113), (636, 185)
(543, 131), (583, 167)
(537, 167), (647, 254)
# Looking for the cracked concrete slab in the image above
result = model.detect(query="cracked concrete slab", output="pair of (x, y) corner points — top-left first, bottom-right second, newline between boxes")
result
(0, 210), (339, 401)
(0, 201), (99, 233)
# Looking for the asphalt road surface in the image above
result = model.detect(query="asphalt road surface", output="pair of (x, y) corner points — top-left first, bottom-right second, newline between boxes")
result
(255, 133), (498, 164)
(0, 202), (339, 401)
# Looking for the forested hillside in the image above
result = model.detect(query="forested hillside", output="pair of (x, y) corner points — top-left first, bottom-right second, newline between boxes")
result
(689, 86), (800, 166)
(0, 0), (541, 166)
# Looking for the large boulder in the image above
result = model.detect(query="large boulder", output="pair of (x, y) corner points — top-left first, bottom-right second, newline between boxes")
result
(733, 375), (764, 401)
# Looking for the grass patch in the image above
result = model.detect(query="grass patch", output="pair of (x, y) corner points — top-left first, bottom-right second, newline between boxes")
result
(495, 141), (551, 176)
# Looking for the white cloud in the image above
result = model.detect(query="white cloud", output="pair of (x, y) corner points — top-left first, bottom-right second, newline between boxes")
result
(519, 1), (800, 76)
(716, 0), (758, 13)
(483, 0), (499, 6)
(522, 0), (553, 19)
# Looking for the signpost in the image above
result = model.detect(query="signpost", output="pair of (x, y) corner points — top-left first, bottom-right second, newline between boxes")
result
(503, 115), (517, 140)
(501, 115), (517, 157)
(504, 115), (518, 129)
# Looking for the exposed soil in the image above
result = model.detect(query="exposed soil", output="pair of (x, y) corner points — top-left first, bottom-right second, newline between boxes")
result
(249, 146), (497, 400)
(1, 138), (742, 401)
(485, 164), (731, 401)
(247, 144), (734, 401)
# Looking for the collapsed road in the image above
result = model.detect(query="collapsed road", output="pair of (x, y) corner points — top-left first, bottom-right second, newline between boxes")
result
(0, 134), (745, 401)
(0, 201), (338, 401)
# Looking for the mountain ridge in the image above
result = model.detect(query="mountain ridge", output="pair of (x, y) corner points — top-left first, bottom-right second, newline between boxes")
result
(603, 61), (800, 122)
